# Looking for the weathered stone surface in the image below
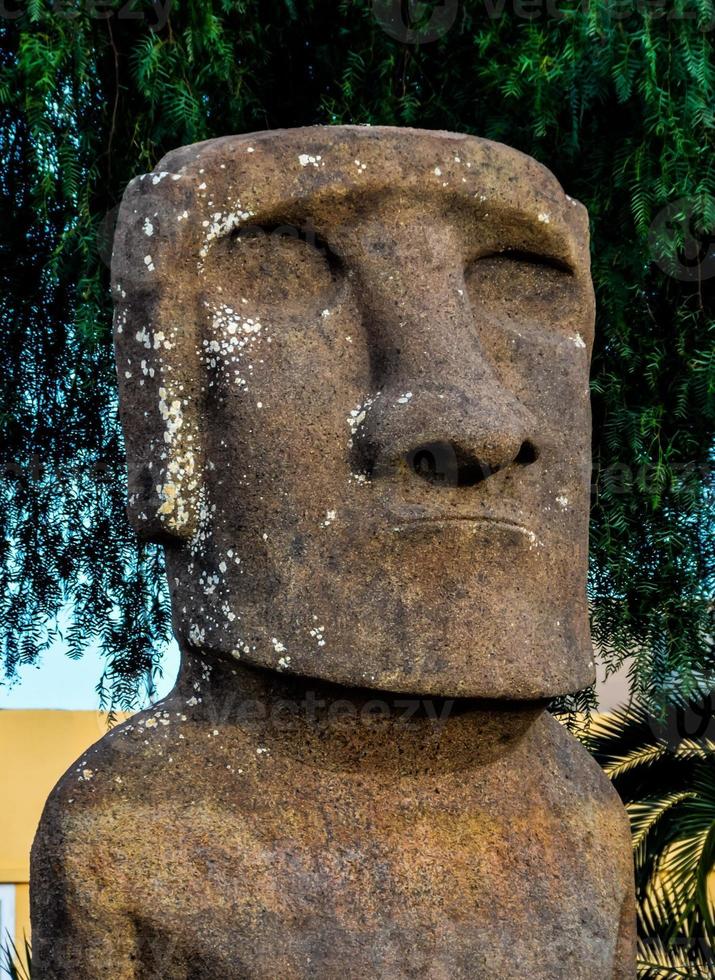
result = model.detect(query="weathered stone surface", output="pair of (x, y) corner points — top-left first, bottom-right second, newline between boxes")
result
(31, 126), (636, 978)
(111, 125), (595, 700)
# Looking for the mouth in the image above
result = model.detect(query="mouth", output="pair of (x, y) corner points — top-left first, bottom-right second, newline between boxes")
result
(389, 514), (538, 543)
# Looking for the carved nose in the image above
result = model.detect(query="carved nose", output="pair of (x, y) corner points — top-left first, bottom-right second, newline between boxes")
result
(355, 385), (539, 487)
(405, 437), (538, 488)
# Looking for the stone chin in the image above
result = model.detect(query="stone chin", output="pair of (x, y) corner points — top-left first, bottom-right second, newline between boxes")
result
(166, 514), (595, 699)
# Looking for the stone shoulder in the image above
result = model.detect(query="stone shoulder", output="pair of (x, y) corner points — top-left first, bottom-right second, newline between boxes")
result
(33, 704), (181, 860)
(537, 710), (633, 830)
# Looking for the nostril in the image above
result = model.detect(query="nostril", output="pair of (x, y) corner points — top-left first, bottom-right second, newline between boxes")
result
(406, 442), (457, 486)
(457, 454), (496, 487)
(514, 440), (539, 466)
(405, 441), (495, 488)
(412, 448), (442, 483)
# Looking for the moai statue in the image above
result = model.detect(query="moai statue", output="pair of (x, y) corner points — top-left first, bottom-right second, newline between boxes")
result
(31, 127), (636, 978)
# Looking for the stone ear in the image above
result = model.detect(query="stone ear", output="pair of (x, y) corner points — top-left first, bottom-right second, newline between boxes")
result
(111, 172), (205, 542)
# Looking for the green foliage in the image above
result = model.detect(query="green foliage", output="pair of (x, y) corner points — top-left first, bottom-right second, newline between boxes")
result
(0, 0), (713, 707)
(587, 690), (715, 969)
(1, 936), (31, 980)
(638, 934), (715, 979)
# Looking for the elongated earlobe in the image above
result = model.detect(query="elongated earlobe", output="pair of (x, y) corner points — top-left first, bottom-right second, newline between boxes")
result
(112, 173), (205, 542)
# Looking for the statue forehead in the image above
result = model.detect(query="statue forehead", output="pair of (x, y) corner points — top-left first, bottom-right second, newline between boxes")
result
(112, 126), (590, 293)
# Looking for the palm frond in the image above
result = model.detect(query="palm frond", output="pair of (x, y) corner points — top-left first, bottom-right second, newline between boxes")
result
(630, 791), (696, 851)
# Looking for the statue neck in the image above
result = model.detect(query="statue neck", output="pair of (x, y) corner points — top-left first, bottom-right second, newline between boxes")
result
(172, 649), (547, 773)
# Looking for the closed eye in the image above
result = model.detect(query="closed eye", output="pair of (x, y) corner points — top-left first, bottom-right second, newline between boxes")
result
(231, 223), (344, 278)
(470, 248), (574, 277)
(201, 220), (345, 318)
(463, 248), (586, 342)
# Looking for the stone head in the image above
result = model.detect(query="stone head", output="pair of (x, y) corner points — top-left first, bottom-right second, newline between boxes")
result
(111, 126), (596, 699)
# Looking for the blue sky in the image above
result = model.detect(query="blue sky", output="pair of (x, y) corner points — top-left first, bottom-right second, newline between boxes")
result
(0, 637), (180, 710)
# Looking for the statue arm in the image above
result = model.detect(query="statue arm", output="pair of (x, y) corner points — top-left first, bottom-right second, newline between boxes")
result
(30, 802), (138, 979)
(612, 883), (638, 979)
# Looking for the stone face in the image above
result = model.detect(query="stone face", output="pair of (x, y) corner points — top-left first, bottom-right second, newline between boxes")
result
(31, 127), (636, 978)
(111, 126), (595, 700)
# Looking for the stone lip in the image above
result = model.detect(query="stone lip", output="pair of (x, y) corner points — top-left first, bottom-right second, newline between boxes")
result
(111, 125), (596, 699)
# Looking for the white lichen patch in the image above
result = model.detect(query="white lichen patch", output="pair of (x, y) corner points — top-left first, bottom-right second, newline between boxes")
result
(556, 494), (569, 510)
(347, 407), (367, 434)
(299, 153), (322, 167)
(144, 254), (155, 272)
(524, 529), (544, 551)
(434, 167), (442, 176)
(143, 218), (154, 237)
(154, 375), (200, 531)
(354, 159), (368, 172)
(271, 637), (286, 654)
(198, 567), (220, 596)
(309, 624), (326, 647)
(186, 486), (214, 561)
(320, 509), (336, 528)
(569, 333), (586, 349)
(188, 622), (206, 647)
(277, 655), (291, 670)
(231, 640), (250, 659)
(538, 212), (551, 224)
(197, 203), (254, 264)
(346, 393), (378, 444)
(201, 301), (266, 392)
(396, 391), (413, 405)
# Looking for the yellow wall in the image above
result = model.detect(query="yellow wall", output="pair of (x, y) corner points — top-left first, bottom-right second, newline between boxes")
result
(0, 710), (128, 951)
